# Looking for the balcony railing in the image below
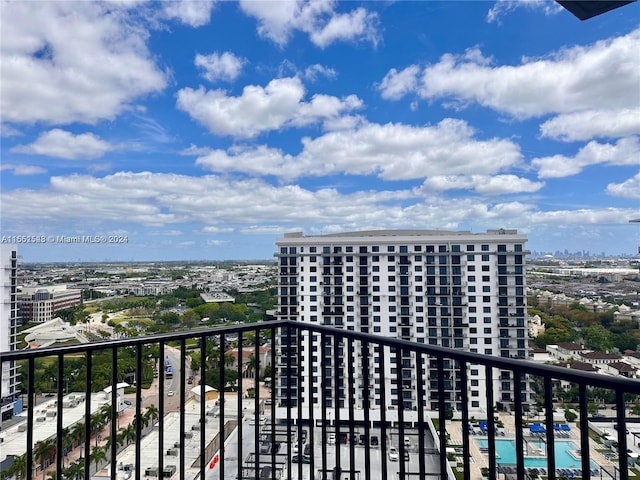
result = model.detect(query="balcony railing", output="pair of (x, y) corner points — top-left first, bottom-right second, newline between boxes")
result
(2, 319), (640, 480)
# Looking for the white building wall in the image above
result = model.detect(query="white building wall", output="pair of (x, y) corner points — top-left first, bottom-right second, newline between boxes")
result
(275, 229), (530, 418)
(0, 245), (20, 423)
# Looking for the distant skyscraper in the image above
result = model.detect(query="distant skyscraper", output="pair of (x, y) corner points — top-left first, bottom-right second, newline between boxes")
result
(275, 229), (531, 416)
(0, 245), (21, 424)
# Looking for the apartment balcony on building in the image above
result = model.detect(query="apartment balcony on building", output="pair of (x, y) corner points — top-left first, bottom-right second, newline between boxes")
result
(2, 320), (640, 480)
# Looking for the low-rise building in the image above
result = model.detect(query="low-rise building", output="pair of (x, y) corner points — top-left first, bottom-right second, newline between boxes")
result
(18, 284), (82, 323)
(580, 351), (621, 366)
(546, 342), (587, 361)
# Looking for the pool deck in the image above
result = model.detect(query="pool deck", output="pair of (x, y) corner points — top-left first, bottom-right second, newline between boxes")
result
(448, 413), (623, 479)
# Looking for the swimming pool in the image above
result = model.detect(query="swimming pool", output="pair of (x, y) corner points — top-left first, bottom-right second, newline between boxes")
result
(476, 439), (596, 469)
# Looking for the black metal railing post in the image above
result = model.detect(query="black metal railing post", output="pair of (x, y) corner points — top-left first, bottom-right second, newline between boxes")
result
(616, 388), (629, 480)
(347, 338), (356, 480)
(334, 332), (342, 477)
(513, 369), (525, 480)
(485, 366), (497, 480)
(416, 351), (426, 480)
(579, 382), (591, 480)
(56, 353), (64, 477)
(459, 360), (470, 480)
(437, 355), (447, 478)
(544, 375), (556, 480)
(179, 337), (186, 480)
(200, 334), (207, 478)
(379, 344), (389, 480)
(218, 333), (225, 480)
(135, 345), (142, 480)
(110, 347), (117, 480)
(362, 339), (371, 480)
(83, 352), (92, 478)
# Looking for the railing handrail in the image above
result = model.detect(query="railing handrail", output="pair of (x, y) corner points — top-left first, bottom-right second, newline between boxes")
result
(3, 318), (640, 394)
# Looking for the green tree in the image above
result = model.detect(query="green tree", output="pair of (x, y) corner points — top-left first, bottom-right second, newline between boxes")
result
(90, 445), (107, 472)
(564, 408), (577, 423)
(34, 438), (56, 480)
(64, 461), (84, 480)
(119, 423), (136, 446)
(7, 453), (27, 480)
(182, 309), (199, 328)
(143, 404), (160, 428)
(581, 324), (614, 352)
(70, 422), (86, 448)
(246, 354), (257, 378)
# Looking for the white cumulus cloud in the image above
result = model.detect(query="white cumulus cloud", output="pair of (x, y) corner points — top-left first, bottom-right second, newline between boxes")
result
(195, 118), (523, 180)
(0, 164), (47, 176)
(606, 173), (640, 199)
(11, 129), (113, 160)
(378, 65), (421, 100)
(487, 0), (563, 24)
(195, 52), (246, 83)
(176, 76), (362, 138)
(239, 0), (379, 48)
(420, 175), (544, 195)
(163, 0), (216, 27)
(532, 137), (640, 178)
(1, 1), (167, 125)
(376, 28), (639, 120)
(304, 64), (337, 82)
(540, 108), (640, 142)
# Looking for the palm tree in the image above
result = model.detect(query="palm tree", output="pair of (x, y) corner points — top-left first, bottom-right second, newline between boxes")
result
(61, 427), (74, 465)
(120, 423), (136, 446)
(98, 404), (113, 425)
(34, 438), (56, 480)
(143, 404), (160, 429)
(90, 445), (107, 472)
(7, 453), (27, 480)
(64, 461), (84, 480)
(246, 354), (257, 378)
(70, 421), (85, 448)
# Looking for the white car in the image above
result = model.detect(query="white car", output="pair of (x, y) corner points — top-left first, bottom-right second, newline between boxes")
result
(167, 390), (174, 397)
(388, 447), (399, 461)
(327, 433), (336, 445)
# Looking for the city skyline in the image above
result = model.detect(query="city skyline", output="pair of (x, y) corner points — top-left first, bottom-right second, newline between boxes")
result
(1, 1), (639, 263)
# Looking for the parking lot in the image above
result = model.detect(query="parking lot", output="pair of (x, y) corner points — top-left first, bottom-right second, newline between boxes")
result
(211, 419), (442, 480)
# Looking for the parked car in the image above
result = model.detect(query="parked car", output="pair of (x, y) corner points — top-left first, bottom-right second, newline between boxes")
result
(327, 433), (336, 444)
(388, 447), (399, 461)
(370, 436), (379, 447)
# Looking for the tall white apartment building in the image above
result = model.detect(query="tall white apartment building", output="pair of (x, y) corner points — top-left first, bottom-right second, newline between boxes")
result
(275, 229), (531, 417)
(0, 245), (21, 424)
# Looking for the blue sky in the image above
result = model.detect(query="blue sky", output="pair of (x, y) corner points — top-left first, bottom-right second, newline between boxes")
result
(1, 0), (638, 262)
